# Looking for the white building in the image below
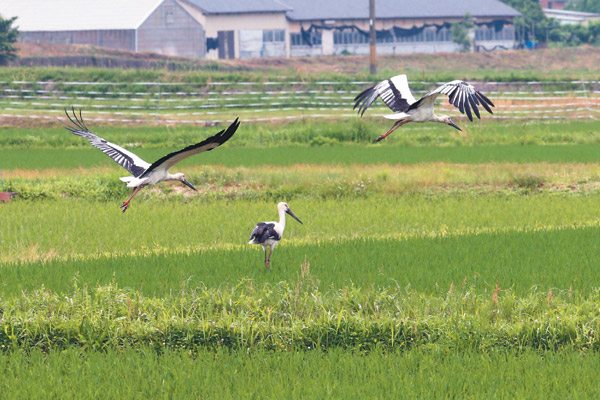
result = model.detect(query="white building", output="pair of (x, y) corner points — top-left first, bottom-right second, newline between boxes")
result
(543, 8), (600, 25)
(179, 0), (291, 59)
(0, 0), (206, 58)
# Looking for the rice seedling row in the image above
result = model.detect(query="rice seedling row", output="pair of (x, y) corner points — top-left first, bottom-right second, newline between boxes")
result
(3, 197), (600, 293)
(4, 195), (600, 259)
(3, 226), (600, 295)
(3, 119), (600, 150)
(8, 142), (600, 173)
(1, 347), (598, 399)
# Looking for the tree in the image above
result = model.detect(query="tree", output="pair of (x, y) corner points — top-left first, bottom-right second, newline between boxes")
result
(566, 0), (600, 13)
(0, 15), (18, 65)
(451, 13), (475, 52)
(549, 20), (600, 45)
(500, 0), (553, 42)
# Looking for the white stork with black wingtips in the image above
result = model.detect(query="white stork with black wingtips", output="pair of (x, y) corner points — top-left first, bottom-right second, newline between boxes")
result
(248, 202), (303, 270)
(63, 108), (240, 212)
(354, 74), (495, 142)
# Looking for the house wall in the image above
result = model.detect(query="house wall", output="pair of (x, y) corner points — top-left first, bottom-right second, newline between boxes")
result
(20, 30), (136, 50)
(539, 0), (568, 9)
(178, 3), (289, 59)
(138, 0), (205, 58)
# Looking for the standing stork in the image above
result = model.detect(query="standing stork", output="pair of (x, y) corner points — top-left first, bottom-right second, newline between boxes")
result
(64, 108), (240, 212)
(248, 202), (303, 269)
(354, 74), (495, 142)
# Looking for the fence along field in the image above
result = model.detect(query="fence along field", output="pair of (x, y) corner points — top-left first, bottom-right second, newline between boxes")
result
(0, 78), (598, 124)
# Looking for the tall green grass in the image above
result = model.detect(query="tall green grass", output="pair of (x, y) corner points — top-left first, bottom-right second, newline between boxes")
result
(3, 195), (600, 266)
(2, 120), (600, 150)
(2, 227), (600, 296)
(7, 143), (600, 172)
(1, 348), (598, 399)
(1, 278), (600, 352)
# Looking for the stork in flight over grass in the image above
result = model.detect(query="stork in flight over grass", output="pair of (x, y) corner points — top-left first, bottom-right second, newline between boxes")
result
(354, 74), (495, 142)
(249, 202), (303, 270)
(64, 108), (240, 212)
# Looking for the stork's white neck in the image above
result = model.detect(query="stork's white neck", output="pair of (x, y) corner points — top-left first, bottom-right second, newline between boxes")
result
(164, 172), (179, 181)
(434, 114), (449, 124)
(278, 206), (287, 231)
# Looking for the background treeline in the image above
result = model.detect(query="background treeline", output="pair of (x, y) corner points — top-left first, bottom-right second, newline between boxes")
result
(502, 0), (600, 46)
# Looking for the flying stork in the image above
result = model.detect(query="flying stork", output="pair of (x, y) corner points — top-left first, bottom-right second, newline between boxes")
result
(354, 74), (495, 142)
(63, 108), (240, 212)
(249, 202), (303, 269)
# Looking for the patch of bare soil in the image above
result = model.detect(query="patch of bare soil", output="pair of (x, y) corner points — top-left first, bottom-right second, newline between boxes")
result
(14, 43), (600, 75)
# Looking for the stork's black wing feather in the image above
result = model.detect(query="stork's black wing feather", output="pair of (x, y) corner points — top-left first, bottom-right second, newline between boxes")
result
(140, 118), (240, 178)
(250, 223), (281, 244)
(416, 81), (495, 121)
(63, 108), (150, 177)
(353, 75), (417, 116)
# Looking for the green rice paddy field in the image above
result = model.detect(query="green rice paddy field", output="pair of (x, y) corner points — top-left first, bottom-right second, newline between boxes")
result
(2, 118), (600, 397)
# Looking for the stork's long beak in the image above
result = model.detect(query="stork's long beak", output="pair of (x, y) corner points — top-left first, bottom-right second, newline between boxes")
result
(286, 208), (303, 224)
(182, 178), (197, 191)
(448, 120), (462, 131)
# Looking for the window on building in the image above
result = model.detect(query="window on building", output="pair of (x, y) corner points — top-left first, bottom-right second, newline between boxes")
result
(475, 26), (515, 41)
(333, 30), (368, 45)
(475, 28), (490, 41)
(164, 6), (175, 26)
(436, 28), (451, 42)
(290, 31), (322, 46)
(424, 29), (436, 42)
(263, 30), (285, 43)
(165, 12), (174, 25)
(291, 33), (301, 46)
(503, 27), (515, 40)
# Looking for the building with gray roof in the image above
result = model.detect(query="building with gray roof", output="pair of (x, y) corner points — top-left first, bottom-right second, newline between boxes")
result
(183, 0), (291, 15)
(0, 0), (520, 59)
(284, 0), (520, 21)
(0, 0), (206, 58)
(283, 0), (520, 57)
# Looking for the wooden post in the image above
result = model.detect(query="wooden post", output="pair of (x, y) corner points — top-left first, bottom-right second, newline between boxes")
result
(369, 0), (377, 75)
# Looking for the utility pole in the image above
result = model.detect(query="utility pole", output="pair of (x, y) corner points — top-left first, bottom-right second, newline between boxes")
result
(369, 0), (377, 75)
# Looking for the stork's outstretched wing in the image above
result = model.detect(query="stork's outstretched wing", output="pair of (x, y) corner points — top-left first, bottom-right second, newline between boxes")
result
(410, 80), (495, 121)
(63, 108), (150, 177)
(354, 74), (417, 116)
(140, 118), (240, 178)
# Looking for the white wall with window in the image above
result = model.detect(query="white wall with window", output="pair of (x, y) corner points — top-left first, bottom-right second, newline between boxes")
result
(290, 30), (323, 56)
(286, 18), (517, 58)
(332, 27), (458, 55)
(239, 29), (287, 58)
(474, 26), (515, 50)
(475, 26), (514, 41)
